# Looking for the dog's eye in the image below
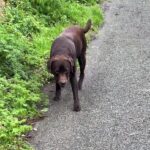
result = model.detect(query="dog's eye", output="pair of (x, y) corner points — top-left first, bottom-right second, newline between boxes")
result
(65, 71), (69, 75)
(55, 71), (59, 75)
(65, 68), (69, 73)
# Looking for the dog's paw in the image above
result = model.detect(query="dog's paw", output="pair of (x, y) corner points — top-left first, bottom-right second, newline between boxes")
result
(53, 96), (61, 101)
(73, 105), (81, 112)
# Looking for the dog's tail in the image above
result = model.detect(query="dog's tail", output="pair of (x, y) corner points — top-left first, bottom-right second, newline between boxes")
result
(83, 19), (92, 33)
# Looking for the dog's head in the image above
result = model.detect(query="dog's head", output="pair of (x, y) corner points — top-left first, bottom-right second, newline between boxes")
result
(47, 55), (74, 87)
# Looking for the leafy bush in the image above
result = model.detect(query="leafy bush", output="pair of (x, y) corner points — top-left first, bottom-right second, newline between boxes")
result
(0, 77), (40, 150)
(0, 0), (103, 149)
(0, 24), (39, 78)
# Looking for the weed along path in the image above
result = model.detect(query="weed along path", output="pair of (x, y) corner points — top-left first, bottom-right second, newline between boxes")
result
(0, 0), (5, 17)
(30, 0), (150, 149)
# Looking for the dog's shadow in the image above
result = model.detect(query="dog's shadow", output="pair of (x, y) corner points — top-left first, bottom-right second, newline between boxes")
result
(42, 81), (74, 114)
(43, 71), (82, 113)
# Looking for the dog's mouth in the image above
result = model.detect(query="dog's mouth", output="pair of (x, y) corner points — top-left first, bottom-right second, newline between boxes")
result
(59, 83), (66, 88)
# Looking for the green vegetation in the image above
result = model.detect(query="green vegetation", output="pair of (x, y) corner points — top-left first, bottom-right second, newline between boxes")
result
(0, 0), (103, 149)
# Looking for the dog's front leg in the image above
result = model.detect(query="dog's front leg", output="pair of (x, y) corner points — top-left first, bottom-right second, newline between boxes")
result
(70, 74), (81, 111)
(53, 83), (61, 101)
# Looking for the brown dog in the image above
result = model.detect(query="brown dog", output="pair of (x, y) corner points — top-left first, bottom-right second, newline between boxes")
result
(47, 19), (91, 111)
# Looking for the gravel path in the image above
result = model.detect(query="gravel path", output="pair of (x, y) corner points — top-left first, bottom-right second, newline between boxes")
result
(30, 0), (150, 149)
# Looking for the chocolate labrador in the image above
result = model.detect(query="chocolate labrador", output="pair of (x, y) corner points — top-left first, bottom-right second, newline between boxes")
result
(47, 19), (91, 111)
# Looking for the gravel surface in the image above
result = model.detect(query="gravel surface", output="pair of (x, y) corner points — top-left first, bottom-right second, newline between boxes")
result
(30, 0), (150, 149)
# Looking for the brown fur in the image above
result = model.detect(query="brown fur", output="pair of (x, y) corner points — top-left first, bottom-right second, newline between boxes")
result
(47, 19), (92, 111)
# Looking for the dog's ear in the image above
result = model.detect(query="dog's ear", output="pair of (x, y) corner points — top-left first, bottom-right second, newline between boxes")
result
(66, 57), (74, 73)
(67, 57), (74, 67)
(47, 57), (58, 73)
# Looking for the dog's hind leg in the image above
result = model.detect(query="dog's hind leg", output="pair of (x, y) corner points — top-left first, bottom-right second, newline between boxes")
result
(78, 54), (86, 90)
(53, 83), (61, 101)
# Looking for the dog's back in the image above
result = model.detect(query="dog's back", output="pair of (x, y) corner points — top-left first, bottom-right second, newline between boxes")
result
(50, 36), (76, 59)
(50, 19), (92, 59)
(60, 19), (92, 57)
